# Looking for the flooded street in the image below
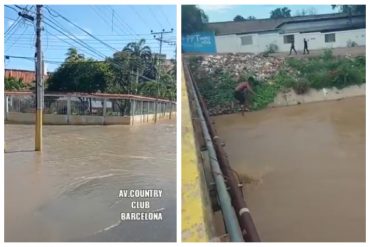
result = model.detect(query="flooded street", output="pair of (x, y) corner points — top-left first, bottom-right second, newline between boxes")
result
(214, 97), (365, 242)
(5, 121), (176, 242)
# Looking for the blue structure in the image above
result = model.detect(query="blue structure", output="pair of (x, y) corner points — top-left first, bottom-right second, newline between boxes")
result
(182, 32), (216, 53)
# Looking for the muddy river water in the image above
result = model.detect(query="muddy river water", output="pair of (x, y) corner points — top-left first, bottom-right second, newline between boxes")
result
(214, 97), (365, 242)
(5, 121), (176, 242)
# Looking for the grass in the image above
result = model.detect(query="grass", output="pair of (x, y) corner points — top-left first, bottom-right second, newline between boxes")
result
(286, 49), (365, 90)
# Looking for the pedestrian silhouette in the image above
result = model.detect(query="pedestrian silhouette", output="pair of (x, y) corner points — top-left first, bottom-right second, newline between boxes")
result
(289, 40), (297, 55)
(303, 38), (310, 54)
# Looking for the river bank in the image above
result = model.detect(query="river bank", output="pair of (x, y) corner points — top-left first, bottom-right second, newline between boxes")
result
(188, 50), (365, 115)
(270, 84), (365, 107)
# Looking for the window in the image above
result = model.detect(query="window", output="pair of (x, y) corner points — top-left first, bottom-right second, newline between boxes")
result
(240, 35), (253, 45)
(283, 35), (294, 44)
(325, 33), (336, 43)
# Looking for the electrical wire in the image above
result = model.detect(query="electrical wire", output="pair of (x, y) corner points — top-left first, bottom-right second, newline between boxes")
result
(158, 6), (172, 27)
(147, 6), (165, 29)
(45, 6), (118, 52)
(42, 17), (106, 59)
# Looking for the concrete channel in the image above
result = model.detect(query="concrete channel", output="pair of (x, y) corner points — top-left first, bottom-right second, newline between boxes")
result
(182, 60), (365, 242)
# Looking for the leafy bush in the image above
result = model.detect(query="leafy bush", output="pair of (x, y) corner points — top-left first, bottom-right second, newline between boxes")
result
(5, 77), (26, 91)
(292, 78), (310, 94)
(262, 43), (279, 57)
(250, 83), (280, 110)
(346, 40), (358, 47)
(321, 49), (334, 61)
(188, 56), (203, 70)
(287, 52), (365, 90)
(197, 71), (237, 108)
(331, 62), (364, 88)
(266, 43), (278, 53)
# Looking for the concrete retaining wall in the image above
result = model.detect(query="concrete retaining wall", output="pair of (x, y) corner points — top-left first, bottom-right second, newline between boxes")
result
(270, 84), (365, 107)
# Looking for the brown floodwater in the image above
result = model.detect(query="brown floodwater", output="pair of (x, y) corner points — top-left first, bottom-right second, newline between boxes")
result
(4, 121), (176, 242)
(214, 97), (365, 242)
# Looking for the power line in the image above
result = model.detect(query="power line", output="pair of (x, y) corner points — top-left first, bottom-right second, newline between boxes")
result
(90, 6), (129, 37)
(159, 6), (172, 27)
(45, 6), (119, 52)
(6, 54), (174, 63)
(147, 6), (165, 29)
(6, 24), (31, 52)
(5, 5), (34, 44)
(5, 5), (19, 12)
(44, 29), (100, 59)
(9, 33), (175, 37)
(107, 6), (140, 38)
(5, 19), (23, 42)
(8, 39), (174, 45)
(7, 5), (174, 59)
(7, 37), (176, 44)
(129, 6), (152, 29)
(5, 16), (21, 36)
(6, 5), (175, 76)
(43, 21), (106, 59)
(42, 15), (107, 59)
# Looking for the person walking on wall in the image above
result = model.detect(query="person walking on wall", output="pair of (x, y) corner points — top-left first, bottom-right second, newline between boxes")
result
(289, 39), (297, 55)
(303, 38), (310, 55)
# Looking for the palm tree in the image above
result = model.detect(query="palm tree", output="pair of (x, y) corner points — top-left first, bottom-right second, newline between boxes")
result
(65, 47), (84, 63)
(122, 39), (152, 93)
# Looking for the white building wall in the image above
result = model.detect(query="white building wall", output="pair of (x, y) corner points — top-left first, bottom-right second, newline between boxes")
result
(215, 34), (240, 53)
(215, 28), (365, 54)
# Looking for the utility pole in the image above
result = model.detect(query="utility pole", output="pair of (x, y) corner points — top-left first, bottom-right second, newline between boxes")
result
(151, 28), (173, 123)
(35, 5), (43, 151)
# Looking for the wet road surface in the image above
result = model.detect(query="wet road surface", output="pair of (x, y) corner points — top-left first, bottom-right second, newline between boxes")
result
(5, 121), (176, 242)
(214, 97), (365, 242)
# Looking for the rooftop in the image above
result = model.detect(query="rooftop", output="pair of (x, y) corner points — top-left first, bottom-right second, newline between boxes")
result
(207, 13), (365, 35)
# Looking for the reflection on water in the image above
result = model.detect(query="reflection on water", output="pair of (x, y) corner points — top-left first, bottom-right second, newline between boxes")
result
(5, 121), (176, 242)
(214, 97), (365, 242)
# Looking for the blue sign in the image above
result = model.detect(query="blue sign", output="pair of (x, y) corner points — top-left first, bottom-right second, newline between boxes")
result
(182, 32), (216, 53)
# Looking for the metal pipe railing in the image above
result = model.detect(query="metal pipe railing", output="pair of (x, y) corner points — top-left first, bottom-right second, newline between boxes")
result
(184, 64), (244, 242)
(184, 59), (261, 242)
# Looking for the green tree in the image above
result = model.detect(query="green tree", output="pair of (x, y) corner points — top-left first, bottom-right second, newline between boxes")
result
(270, 7), (291, 19)
(247, 16), (256, 20)
(5, 77), (27, 91)
(233, 15), (246, 21)
(122, 39), (152, 93)
(332, 5), (366, 15)
(47, 50), (113, 93)
(105, 51), (132, 94)
(295, 7), (317, 16)
(182, 5), (209, 35)
(65, 47), (85, 62)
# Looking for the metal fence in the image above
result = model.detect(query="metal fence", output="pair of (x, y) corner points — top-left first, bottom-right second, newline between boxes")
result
(5, 92), (176, 124)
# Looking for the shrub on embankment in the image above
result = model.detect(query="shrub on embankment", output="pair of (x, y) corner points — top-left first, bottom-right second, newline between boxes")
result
(286, 50), (365, 90)
(189, 50), (366, 115)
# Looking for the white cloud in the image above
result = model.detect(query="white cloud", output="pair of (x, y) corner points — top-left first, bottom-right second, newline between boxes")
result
(198, 5), (234, 12)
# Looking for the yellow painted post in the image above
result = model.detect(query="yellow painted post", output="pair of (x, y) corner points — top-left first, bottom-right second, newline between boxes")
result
(35, 109), (42, 151)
